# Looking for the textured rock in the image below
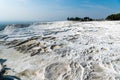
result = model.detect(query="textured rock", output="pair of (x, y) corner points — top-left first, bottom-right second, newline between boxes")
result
(1, 21), (120, 80)
(44, 62), (84, 80)
(0, 64), (2, 74)
(45, 63), (69, 80)
(50, 45), (60, 50)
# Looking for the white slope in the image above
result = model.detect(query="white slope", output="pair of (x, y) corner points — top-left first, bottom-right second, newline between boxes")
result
(0, 21), (120, 80)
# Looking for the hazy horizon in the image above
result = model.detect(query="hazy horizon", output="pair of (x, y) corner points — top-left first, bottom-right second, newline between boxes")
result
(0, 0), (120, 22)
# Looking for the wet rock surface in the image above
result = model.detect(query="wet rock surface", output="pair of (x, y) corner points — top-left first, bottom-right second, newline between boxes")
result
(0, 59), (21, 80)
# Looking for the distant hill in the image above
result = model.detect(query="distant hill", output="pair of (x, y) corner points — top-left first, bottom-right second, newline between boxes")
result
(106, 13), (120, 20)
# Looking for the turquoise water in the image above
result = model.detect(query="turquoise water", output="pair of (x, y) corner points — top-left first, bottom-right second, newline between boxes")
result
(0, 24), (6, 31)
(0, 22), (32, 40)
(0, 21), (33, 31)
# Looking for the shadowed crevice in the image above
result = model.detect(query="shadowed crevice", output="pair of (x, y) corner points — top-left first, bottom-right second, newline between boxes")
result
(0, 58), (21, 80)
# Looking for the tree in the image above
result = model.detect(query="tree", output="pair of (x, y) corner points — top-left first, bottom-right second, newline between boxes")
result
(75, 17), (81, 21)
(67, 17), (70, 20)
(67, 17), (93, 21)
(83, 17), (93, 21)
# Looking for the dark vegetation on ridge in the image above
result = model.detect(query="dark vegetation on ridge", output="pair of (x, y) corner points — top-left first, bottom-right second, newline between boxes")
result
(67, 13), (120, 21)
(67, 17), (94, 21)
(106, 13), (120, 20)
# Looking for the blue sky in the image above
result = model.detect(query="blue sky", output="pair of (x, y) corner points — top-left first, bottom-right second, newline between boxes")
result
(0, 0), (120, 22)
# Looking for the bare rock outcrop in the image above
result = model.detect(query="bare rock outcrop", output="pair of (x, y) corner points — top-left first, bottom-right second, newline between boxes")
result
(44, 62), (84, 80)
